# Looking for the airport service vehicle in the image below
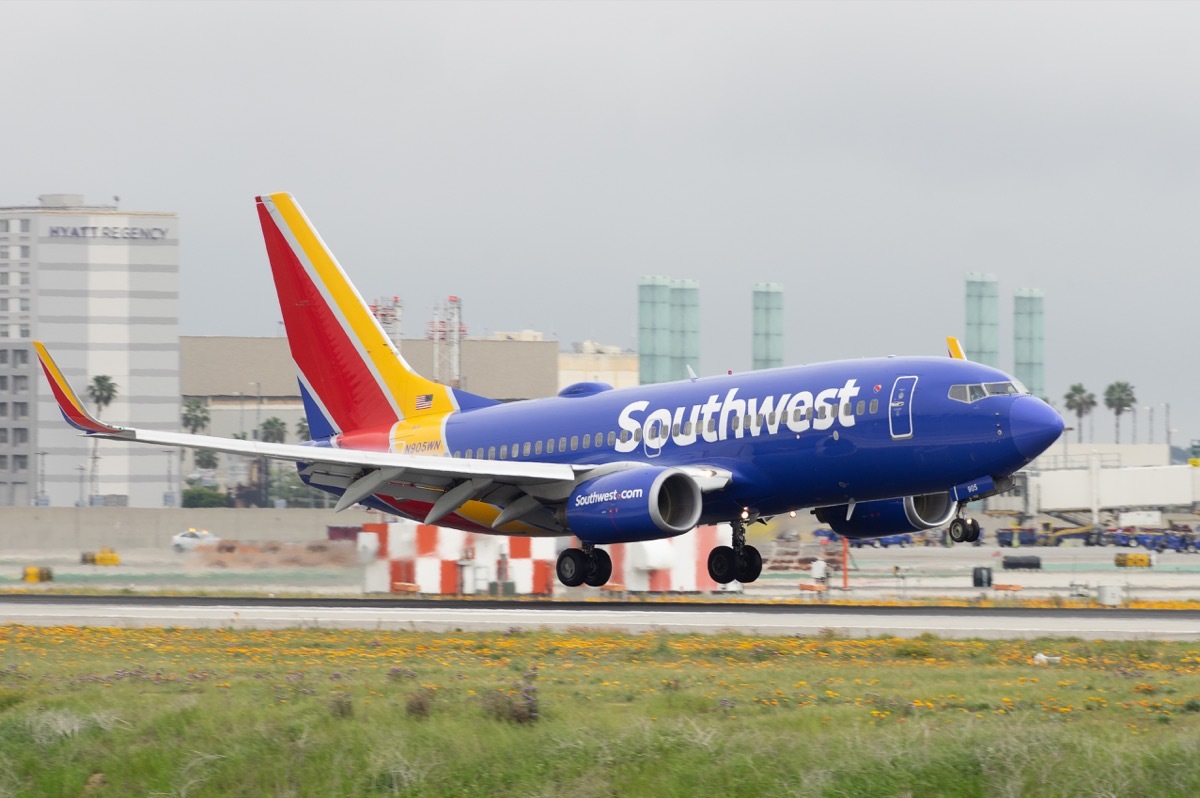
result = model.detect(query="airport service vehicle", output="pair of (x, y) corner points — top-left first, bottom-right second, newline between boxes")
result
(36, 193), (1064, 588)
(172, 528), (220, 553)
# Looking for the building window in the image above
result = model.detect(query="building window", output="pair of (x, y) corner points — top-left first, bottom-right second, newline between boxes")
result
(0, 273), (7, 286)
(13, 402), (27, 419)
(0, 403), (6, 417)
(18, 298), (29, 312)
(13, 349), (27, 366)
(0, 246), (7, 259)
(0, 376), (7, 391)
(0, 221), (8, 233)
(0, 455), (7, 470)
(0, 327), (8, 339)
(0, 299), (7, 311)
(18, 272), (28, 286)
(18, 220), (29, 233)
(0, 430), (6, 443)
(0, 350), (6, 364)
(13, 454), (26, 471)
(13, 376), (27, 393)
(17, 325), (28, 339)
(13, 428), (26, 444)
(18, 246), (28, 259)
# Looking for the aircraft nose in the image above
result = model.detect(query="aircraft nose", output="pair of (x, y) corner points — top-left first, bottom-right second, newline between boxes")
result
(1009, 396), (1064, 461)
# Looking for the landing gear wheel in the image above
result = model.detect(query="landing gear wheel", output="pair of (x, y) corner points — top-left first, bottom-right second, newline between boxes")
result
(583, 548), (613, 587)
(948, 518), (968, 543)
(708, 545), (738, 585)
(736, 545), (763, 583)
(967, 519), (981, 543)
(556, 548), (588, 587)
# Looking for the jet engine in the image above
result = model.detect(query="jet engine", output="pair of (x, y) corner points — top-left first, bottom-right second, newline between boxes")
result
(814, 493), (957, 538)
(564, 467), (703, 544)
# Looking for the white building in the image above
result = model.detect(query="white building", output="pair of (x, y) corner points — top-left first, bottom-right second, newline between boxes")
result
(0, 194), (179, 507)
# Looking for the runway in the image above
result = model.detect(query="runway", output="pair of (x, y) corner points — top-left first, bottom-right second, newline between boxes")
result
(4, 595), (1200, 639)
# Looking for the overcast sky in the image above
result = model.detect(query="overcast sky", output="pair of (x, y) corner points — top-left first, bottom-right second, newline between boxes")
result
(7, 1), (1199, 447)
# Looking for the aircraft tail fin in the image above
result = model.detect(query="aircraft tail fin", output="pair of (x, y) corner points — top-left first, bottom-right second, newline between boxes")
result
(256, 193), (472, 436)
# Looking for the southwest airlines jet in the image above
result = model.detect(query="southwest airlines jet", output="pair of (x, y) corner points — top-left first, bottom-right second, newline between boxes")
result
(35, 193), (1064, 588)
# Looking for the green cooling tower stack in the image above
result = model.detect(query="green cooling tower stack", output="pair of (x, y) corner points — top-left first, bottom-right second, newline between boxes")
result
(1013, 288), (1044, 398)
(639, 277), (700, 384)
(752, 283), (783, 370)
(964, 274), (999, 367)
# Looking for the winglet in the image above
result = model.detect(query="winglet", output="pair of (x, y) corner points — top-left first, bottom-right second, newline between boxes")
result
(33, 342), (124, 435)
(946, 337), (967, 360)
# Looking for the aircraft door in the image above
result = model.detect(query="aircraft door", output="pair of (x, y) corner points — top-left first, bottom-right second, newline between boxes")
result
(889, 376), (918, 440)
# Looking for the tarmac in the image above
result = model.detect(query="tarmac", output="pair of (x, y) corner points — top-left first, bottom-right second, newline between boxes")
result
(4, 538), (1200, 606)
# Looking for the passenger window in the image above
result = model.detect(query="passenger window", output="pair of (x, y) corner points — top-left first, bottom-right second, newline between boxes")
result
(767, 412), (776, 425)
(869, 399), (878, 414)
(818, 406), (827, 420)
(618, 430), (630, 444)
(453, 451), (460, 458)
(607, 431), (616, 447)
(672, 423), (680, 437)
(730, 417), (739, 431)
(841, 403), (850, 416)
(535, 440), (543, 455)
(560, 436), (568, 451)
(582, 434), (590, 449)
(547, 439), (556, 454)
(708, 418), (717, 433)
(792, 408), (802, 422)
(475, 448), (484, 459)
(806, 407), (815, 421)
(743, 414), (752, 428)
(633, 428), (642, 443)
(568, 435), (577, 451)
(856, 400), (865, 415)
(499, 445), (508, 460)
(595, 432), (603, 447)
(488, 446), (496, 459)
(523, 442), (531, 457)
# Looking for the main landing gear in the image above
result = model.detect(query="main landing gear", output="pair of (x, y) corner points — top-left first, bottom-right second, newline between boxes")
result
(707, 519), (763, 585)
(948, 514), (981, 544)
(556, 543), (613, 588)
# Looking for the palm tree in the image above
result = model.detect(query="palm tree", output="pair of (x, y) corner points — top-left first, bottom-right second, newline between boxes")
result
(1063, 384), (1096, 443)
(194, 449), (219, 470)
(259, 417), (288, 444)
(295, 417), (310, 442)
(1104, 382), (1136, 444)
(181, 397), (210, 434)
(85, 376), (117, 504)
(86, 376), (117, 416)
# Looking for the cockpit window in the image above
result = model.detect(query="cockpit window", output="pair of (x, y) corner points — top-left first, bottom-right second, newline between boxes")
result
(948, 380), (1029, 403)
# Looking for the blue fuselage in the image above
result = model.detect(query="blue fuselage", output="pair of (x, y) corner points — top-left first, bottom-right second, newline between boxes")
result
(439, 356), (1063, 525)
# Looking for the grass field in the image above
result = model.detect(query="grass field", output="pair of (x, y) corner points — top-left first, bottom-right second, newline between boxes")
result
(3, 625), (1200, 796)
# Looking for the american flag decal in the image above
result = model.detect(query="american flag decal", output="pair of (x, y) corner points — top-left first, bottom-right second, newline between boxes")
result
(415, 394), (433, 410)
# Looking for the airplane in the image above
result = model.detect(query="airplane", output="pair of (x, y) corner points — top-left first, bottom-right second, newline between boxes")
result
(35, 193), (1065, 588)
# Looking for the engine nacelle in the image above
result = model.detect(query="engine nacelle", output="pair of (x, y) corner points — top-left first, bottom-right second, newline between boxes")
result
(565, 467), (703, 544)
(814, 493), (957, 538)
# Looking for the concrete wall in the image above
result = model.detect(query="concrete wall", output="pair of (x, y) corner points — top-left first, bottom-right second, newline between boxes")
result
(0, 506), (381, 552)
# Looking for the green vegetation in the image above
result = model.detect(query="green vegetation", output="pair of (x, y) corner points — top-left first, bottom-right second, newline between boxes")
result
(2, 626), (1200, 796)
(181, 485), (228, 508)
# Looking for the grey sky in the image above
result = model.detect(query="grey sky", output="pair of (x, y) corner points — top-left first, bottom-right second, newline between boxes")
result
(7, 1), (1199, 446)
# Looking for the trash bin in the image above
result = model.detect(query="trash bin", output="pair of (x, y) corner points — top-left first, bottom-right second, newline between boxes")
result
(972, 566), (993, 587)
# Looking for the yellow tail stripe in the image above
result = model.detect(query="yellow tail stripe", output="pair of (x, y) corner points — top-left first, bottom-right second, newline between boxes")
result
(946, 336), (967, 360)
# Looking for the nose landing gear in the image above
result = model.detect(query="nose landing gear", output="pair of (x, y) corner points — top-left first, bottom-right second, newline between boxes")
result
(948, 515), (981, 544)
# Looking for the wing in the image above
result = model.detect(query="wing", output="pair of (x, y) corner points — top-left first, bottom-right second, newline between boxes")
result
(36, 343), (732, 534)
